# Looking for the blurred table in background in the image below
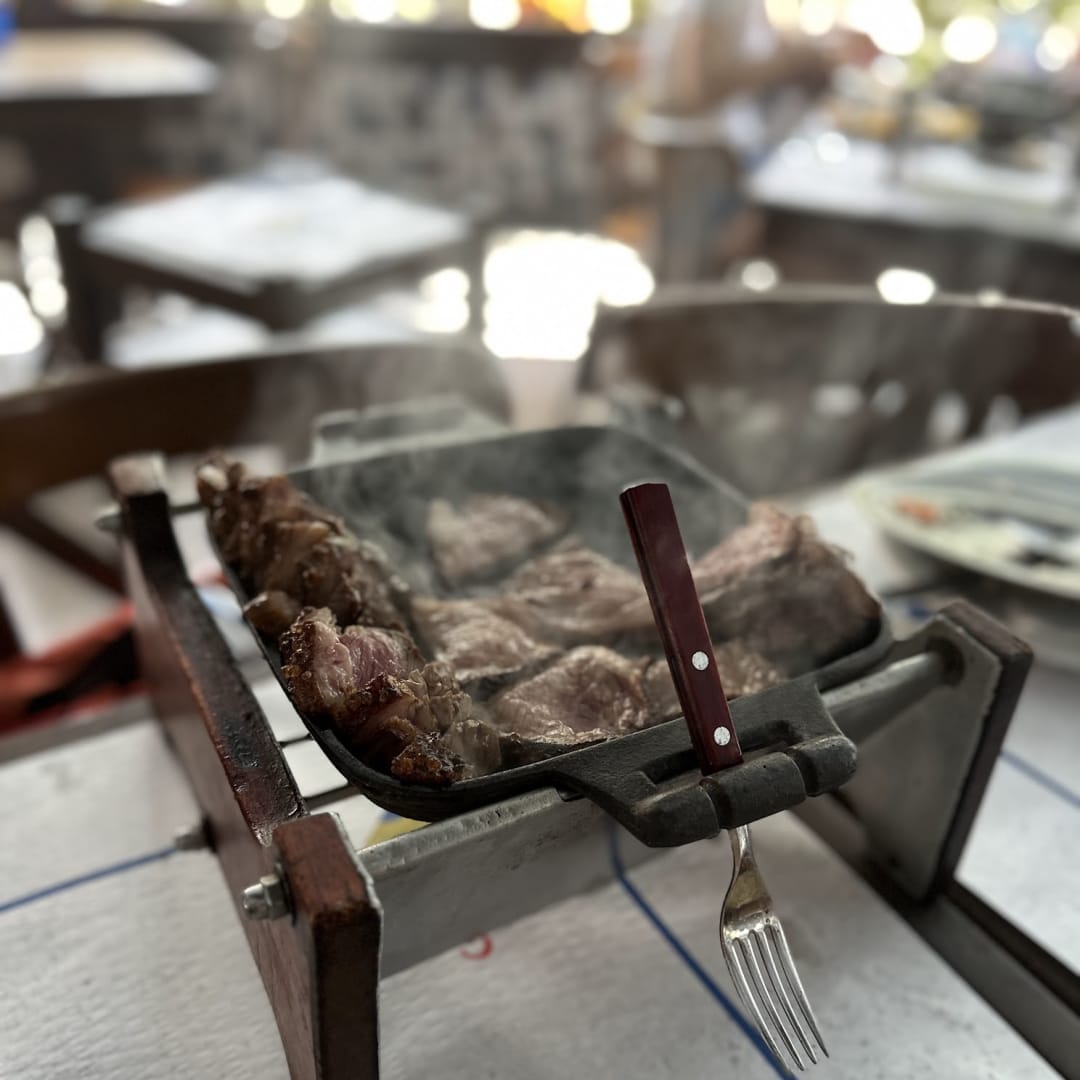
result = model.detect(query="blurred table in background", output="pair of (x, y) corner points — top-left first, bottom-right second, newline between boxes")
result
(748, 111), (1080, 312)
(53, 157), (480, 362)
(0, 29), (216, 108)
(0, 30), (217, 229)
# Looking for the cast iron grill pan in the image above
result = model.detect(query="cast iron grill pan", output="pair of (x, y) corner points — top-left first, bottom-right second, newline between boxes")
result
(211, 426), (891, 824)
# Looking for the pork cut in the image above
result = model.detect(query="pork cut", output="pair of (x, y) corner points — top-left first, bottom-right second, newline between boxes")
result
(427, 494), (569, 585)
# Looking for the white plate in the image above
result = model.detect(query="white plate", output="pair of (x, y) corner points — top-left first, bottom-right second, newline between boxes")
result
(852, 459), (1080, 601)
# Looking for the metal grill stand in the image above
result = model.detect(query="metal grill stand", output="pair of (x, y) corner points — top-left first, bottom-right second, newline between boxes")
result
(109, 454), (1031, 1080)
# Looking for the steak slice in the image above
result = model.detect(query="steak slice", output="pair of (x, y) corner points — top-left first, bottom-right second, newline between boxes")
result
(411, 595), (560, 692)
(693, 504), (880, 672)
(493, 538), (654, 646)
(641, 642), (785, 720)
(491, 646), (656, 764)
(280, 608), (500, 783)
(427, 494), (570, 585)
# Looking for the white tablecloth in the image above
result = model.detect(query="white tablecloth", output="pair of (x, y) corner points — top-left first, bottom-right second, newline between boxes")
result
(0, 715), (1057, 1079)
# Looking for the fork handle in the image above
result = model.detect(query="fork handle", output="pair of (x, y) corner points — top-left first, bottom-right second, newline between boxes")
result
(620, 482), (743, 774)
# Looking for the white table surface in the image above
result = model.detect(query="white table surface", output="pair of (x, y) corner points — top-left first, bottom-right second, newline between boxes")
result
(749, 113), (1080, 252)
(0, 712), (1058, 1080)
(0, 30), (217, 103)
(84, 165), (471, 288)
(799, 405), (1080, 978)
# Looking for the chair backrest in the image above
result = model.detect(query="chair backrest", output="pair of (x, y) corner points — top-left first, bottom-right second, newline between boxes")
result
(580, 283), (1080, 497)
(0, 341), (510, 509)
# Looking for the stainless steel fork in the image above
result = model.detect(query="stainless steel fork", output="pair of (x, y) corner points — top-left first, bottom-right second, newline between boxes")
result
(620, 482), (828, 1074)
(721, 826), (827, 1073)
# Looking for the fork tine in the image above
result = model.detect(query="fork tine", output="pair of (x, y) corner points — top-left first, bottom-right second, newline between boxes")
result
(768, 922), (829, 1058)
(724, 940), (799, 1071)
(753, 928), (818, 1065)
(738, 936), (806, 1072)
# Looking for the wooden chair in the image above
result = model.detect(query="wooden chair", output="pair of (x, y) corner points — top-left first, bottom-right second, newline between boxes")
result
(0, 340), (510, 653)
(579, 282), (1080, 497)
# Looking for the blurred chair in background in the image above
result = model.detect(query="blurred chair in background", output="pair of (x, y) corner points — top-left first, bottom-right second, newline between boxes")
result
(0, 340), (508, 597)
(0, 340), (508, 719)
(579, 282), (1080, 496)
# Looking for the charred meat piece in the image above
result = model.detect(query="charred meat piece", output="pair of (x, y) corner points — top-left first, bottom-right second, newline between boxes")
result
(493, 538), (655, 646)
(197, 456), (342, 569)
(427, 494), (570, 585)
(491, 646), (655, 764)
(641, 642), (785, 720)
(693, 504), (880, 672)
(280, 608), (499, 783)
(243, 590), (302, 639)
(197, 455), (408, 633)
(411, 595), (560, 693)
(264, 522), (406, 631)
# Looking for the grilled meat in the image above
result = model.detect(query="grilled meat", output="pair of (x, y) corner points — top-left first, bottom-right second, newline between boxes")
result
(411, 595), (560, 692)
(491, 646), (655, 762)
(197, 455), (407, 632)
(243, 590), (302, 639)
(641, 642), (784, 720)
(493, 538), (654, 646)
(196, 456), (340, 568)
(427, 494), (570, 585)
(693, 504), (879, 671)
(202, 454), (879, 785)
(280, 607), (500, 783)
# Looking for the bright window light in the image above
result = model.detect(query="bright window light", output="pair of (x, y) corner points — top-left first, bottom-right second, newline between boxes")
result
(764, 0), (800, 31)
(876, 267), (936, 305)
(469, 0), (521, 30)
(586, 0), (632, 35)
(482, 230), (653, 360)
(799, 0), (836, 37)
(854, 0), (924, 57)
(29, 279), (67, 321)
(740, 260), (779, 292)
(0, 282), (44, 355)
(264, 0), (305, 18)
(1037, 24), (1078, 72)
(942, 15), (998, 64)
(398, 0), (436, 21)
(816, 131), (850, 163)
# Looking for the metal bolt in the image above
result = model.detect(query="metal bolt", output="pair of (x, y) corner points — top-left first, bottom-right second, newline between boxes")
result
(713, 726), (732, 747)
(242, 874), (291, 921)
(173, 820), (210, 852)
(691, 651), (709, 671)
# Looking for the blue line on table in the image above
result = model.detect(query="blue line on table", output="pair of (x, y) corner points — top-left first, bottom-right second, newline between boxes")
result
(0, 845), (178, 916)
(1001, 749), (1080, 811)
(609, 827), (795, 1080)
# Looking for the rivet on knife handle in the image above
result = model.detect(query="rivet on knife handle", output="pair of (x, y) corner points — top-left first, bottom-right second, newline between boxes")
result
(620, 482), (743, 774)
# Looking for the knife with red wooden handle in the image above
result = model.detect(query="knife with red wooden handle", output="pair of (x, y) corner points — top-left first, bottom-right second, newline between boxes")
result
(620, 482), (743, 775)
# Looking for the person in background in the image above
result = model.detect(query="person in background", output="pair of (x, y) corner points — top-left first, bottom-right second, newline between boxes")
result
(637, 0), (867, 279)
